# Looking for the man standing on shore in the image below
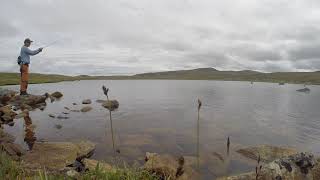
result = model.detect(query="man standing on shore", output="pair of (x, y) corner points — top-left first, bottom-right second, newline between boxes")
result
(18, 38), (43, 95)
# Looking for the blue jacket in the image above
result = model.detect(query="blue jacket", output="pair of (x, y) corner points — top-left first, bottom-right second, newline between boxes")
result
(19, 46), (41, 64)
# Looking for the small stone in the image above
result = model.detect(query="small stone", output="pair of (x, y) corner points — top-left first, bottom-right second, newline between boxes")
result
(70, 110), (80, 112)
(51, 92), (63, 98)
(64, 107), (70, 110)
(96, 99), (106, 103)
(72, 103), (77, 105)
(66, 169), (79, 178)
(82, 99), (92, 104)
(48, 114), (55, 118)
(55, 124), (62, 129)
(62, 112), (69, 114)
(81, 106), (92, 112)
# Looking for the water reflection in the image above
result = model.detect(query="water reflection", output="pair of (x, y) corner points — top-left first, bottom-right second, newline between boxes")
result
(23, 111), (36, 150)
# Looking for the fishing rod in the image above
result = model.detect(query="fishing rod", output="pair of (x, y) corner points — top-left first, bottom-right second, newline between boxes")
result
(42, 39), (61, 48)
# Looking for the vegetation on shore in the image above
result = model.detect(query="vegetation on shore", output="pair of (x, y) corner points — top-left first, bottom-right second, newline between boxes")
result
(1, 68), (320, 86)
(0, 151), (158, 180)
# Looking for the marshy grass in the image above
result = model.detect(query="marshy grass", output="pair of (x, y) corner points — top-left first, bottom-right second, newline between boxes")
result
(0, 151), (158, 180)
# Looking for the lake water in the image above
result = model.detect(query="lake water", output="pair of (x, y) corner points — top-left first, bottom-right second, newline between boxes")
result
(3, 80), (320, 179)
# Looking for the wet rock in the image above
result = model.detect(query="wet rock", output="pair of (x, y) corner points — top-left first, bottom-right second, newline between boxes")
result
(72, 103), (77, 105)
(48, 114), (55, 118)
(0, 89), (17, 105)
(217, 152), (316, 180)
(57, 115), (69, 119)
(51, 91), (63, 98)
(0, 105), (17, 122)
(82, 99), (92, 104)
(144, 152), (199, 180)
(62, 112), (69, 114)
(9, 94), (47, 108)
(102, 100), (119, 111)
(7, 121), (14, 126)
(83, 158), (114, 173)
(70, 110), (80, 112)
(96, 99), (106, 103)
(21, 141), (95, 173)
(64, 107), (70, 110)
(1, 142), (26, 160)
(81, 106), (92, 112)
(236, 145), (297, 163)
(296, 87), (311, 93)
(55, 124), (62, 129)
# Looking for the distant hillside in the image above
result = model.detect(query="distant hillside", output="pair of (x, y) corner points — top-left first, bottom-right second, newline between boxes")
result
(1, 68), (320, 86)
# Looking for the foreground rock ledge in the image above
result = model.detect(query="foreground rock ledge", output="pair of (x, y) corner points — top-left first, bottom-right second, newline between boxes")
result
(21, 141), (95, 173)
(218, 152), (320, 180)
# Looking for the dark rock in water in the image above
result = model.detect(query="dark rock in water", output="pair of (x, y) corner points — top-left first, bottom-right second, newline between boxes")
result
(70, 109), (80, 112)
(64, 107), (70, 110)
(51, 91), (63, 98)
(279, 82), (285, 85)
(72, 103), (77, 105)
(57, 115), (69, 119)
(82, 99), (92, 104)
(96, 99), (106, 103)
(296, 87), (311, 93)
(217, 152), (317, 180)
(7, 121), (14, 126)
(81, 106), (92, 112)
(62, 112), (69, 115)
(48, 114), (55, 118)
(102, 100), (119, 111)
(55, 124), (63, 129)
(236, 145), (297, 163)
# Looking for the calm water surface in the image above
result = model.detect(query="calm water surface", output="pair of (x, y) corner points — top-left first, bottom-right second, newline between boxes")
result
(3, 80), (320, 179)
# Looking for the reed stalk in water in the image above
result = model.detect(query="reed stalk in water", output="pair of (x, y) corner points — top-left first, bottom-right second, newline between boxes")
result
(197, 99), (202, 169)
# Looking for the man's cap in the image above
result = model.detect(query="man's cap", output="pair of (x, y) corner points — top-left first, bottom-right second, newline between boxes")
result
(24, 38), (33, 44)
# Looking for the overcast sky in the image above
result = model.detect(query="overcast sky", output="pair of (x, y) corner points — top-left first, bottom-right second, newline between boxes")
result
(0, 0), (320, 75)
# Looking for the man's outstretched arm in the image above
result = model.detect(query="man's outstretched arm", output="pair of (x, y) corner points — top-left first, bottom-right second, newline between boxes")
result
(24, 47), (43, 56)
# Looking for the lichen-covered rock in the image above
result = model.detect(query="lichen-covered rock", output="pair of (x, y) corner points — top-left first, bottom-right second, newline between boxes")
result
(83, 158), (114, 173)
(21, 141), (95, 173)
(236, 145), (297, 163)
(82, 99), (92, 104)
(217, 152), (317, 180)
(144, 152), (199, 180)
(102, 100), (119, 111)
(81, 106), (92, 112)
(51, 91), (63, 98)
(0, 105), (17, 122)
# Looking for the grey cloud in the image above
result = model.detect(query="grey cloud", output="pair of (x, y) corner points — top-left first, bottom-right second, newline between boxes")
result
(0, 0), (320, 75)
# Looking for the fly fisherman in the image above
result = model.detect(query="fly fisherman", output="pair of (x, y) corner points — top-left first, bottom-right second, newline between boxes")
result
(18, 38), (43, 95)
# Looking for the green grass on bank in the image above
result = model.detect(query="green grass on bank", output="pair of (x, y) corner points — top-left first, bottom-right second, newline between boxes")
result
(0, 151), (158, 180)
(1, 68), (320, 86)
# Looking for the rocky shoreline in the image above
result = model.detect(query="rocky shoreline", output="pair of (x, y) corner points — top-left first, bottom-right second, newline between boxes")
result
(1, 88), (320, 179)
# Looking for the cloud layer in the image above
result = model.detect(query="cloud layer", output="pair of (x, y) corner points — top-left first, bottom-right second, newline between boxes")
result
(0, 0), (320, 75)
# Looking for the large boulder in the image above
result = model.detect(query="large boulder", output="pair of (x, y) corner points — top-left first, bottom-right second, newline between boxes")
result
(217, 152), (317, 180)
(102, 100), (119, 111)
(8, 94), (47, 109)
(236, 145), (297, 163)
(144, 152), (199, 180)
(21, 141), (95, 173)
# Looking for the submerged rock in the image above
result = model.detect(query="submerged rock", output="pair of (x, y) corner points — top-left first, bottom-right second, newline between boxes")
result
(83, 158), (114, 173)
(51, 91), (63, 98)
(236, 145), (297, 163)
(217, 152), (317, 180)
(297, 87), (311, 93)
(102, 100), (119, 111)
(96, 99), (106, 103)
(21, 141), (95, 173)
(48, 114), (55, 118)
(82, 99), (92, 104)
(57, 115), (69, 119)
(81, 106), (92, 112)
(144, 152), (199, 180)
